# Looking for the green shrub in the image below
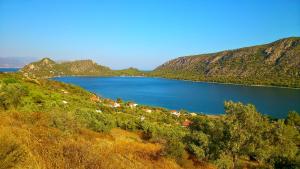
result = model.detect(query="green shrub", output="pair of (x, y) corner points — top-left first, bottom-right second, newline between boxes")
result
(188, 144), (205, 159)
(0, 83), (28, 110)
(75, 109), (116, 132)
(213, 153), (233, 169)
(164, 139), (185, 159)
(3, 78), (18, 84)
(285, 111), (300, 129)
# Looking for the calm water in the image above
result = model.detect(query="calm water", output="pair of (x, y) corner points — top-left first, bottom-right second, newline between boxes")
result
(54, 77), (300, 118)
(0, 68), (19, 72)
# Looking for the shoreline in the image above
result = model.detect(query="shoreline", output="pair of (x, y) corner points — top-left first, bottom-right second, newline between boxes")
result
(51, 74), (300, 90)
(51, 77), (289, 119)
(152, 76), (300, 90)
(49, 74), (298, 118)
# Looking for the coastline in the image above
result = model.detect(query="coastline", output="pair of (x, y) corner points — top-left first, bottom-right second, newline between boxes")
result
(50, 73), (300, 90)
(50, 74), (299, 118)
(151, 76), (300, 90)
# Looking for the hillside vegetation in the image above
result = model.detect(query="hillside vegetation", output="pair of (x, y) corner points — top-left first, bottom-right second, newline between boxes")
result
(0, 72), (299, 169)
(20, 58), (145, 78)
(152, 37), (300, 88)
(21, 37), (300, 87)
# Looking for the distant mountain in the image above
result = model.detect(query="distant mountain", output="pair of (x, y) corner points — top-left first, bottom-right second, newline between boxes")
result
(114, 67), (146, 76)
(20, 37), (300, 87)
(0, 57), (38, 68)
(20, 58), (113, 78)
(20, 58), (145, 78)
(152, 37), (300, 88)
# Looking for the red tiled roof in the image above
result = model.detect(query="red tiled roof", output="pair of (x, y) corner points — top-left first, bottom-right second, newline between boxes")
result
(182, 120), (192, 127)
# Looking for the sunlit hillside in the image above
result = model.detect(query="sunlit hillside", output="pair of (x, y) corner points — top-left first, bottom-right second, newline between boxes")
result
(0, 72), (299, 169)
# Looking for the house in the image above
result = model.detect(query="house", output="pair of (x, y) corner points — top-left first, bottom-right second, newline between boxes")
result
(170, 110), (181, 117)
(90, 95), (101, 103)
(96, 110), (102, 113)
(140, 116), (145, 121)
(113, 102), (120, 108)
(107, 100), (120, 108)
(145, 109), (152, 113)
(190, 113), (197, 116)
(128, 102), (138, 108)
(182, 119), (192, 127)
(62, 100), (68, 104)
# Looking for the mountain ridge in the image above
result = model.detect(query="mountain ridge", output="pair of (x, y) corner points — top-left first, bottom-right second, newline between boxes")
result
(152, 37), (300, 88)
(20, 37), (300, 87)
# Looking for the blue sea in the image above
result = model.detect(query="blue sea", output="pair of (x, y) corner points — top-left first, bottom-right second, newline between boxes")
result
(0, 68), (19, 72)
(54, 76), (300, 118)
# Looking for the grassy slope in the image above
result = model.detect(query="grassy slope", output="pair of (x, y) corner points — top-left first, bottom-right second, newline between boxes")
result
(152, 37), (300, 88)
(0, 73), (214, 169)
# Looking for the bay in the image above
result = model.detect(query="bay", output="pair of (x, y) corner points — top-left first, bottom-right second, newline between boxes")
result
(54, 76), (300, 118)
(0, 68), (19, 72)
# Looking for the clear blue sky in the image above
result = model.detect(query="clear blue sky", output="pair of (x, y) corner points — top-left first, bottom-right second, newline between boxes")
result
(1, 0), (299, 69)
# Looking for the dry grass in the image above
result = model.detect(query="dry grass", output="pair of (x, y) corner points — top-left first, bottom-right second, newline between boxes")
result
(0, 111), (215, 169)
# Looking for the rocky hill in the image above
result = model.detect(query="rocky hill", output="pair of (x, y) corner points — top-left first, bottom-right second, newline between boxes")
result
(20, 58), (147, 78)
(20, 37), (300, 87)
(152, 37), (300, 88)
(20, 58), (114, 78)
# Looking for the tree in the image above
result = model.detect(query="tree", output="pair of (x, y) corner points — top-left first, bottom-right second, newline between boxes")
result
(285, 111), (300, 131)
(268, 120), (299, 168)
(186, 131), (208, 160)
(116, 98), (123, 103)
(223, 101), (271, 168)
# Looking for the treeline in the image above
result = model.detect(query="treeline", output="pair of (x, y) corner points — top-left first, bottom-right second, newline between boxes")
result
(0, 73), (299, 169)
(149, 71), (300, 88)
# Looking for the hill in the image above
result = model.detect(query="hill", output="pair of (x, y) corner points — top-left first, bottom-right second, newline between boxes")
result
(0, 72), (299, 169)
(20, 58), (147, 78)
(152, 37), (300, 88)
(114, 67), (147, 76)
(20, 37), (300, 87)
(20, 58), (113, 78)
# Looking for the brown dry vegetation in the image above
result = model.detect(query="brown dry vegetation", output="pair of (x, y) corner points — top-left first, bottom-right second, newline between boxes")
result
(0, 111), (215, 169)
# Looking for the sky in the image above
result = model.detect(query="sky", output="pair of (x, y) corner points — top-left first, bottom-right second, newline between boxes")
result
(0, 0), (300, 69)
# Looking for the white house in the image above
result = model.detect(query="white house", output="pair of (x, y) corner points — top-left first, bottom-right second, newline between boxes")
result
(128, 102), (138, 108)
(113, 102), (120, 108)
(190, 113), (197, 116)
(170, 110), (180, 117)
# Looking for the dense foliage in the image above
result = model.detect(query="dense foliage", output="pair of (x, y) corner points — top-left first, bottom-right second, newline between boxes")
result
(152, 37), (300, 88)
(0, 73), (299, 169)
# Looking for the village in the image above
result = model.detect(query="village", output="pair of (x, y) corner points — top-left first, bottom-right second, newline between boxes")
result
(88, 94), (197, 128)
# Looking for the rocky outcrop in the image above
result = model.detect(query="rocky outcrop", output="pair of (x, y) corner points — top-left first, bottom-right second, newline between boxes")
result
(153, 37), (300, 87)
(20, 58), (112, 78)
